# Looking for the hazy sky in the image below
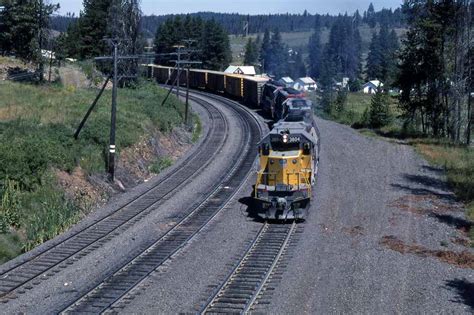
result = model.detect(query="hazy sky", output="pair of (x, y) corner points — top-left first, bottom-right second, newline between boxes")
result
(57, 0), (403, 16)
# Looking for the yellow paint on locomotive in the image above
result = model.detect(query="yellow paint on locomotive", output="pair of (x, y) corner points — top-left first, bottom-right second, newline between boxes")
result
(257, 149), (313, 188)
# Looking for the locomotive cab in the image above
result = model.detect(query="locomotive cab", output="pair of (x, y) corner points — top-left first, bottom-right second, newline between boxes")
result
(255, 121), (319, 220)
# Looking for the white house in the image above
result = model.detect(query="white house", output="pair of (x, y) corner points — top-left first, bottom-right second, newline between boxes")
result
(41, 49), (55, 60)
(224, 65), (256, 76)
(362, 80), (384, 94)
(278, 77), (294, 87)
(294, 77), (317, 91)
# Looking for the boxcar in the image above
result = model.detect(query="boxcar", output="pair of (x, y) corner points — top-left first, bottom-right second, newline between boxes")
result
(225, 75), (244, 100)
(243, 76), (269, 108)
(155, 66), (171, 84)
(189, 69), (207, 89)
(207, 71), (225, 93)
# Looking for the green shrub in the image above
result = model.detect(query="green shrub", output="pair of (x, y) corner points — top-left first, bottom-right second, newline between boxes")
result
(149, 157), (173, 174)
(20, 175), (80, 251)
(0, 178), (21, 233)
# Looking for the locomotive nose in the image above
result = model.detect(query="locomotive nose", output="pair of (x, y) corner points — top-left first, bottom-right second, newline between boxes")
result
(275, 197), (288, 210)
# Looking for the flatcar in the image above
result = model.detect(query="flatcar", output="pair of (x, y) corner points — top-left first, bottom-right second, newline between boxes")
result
(254, 118), (320, 220)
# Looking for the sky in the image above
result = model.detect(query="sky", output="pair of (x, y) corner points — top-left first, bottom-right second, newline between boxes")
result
(56, 0), (403, 16)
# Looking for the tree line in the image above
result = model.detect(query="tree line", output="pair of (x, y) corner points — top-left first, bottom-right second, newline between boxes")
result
(0, 0), (144, 79)
(57, 0), (143, 61)
(0, 0), (59, 80)
(50, 4), (406, 37)
(398, 0), (473, 144)
(153, 15), (231, 71)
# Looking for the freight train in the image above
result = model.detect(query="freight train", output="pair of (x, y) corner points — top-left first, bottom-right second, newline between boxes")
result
(145, 64), (319, 220)
(146, 65), (268, 108)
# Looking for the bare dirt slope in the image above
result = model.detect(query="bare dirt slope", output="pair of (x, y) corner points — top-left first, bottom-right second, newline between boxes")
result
(262, 117), (473, 314)
(58, 65), (90, 89)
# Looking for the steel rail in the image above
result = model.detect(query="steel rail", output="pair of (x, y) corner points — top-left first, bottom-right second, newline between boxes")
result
(200, 222), (297, 314)
(60, 91), (262, 314)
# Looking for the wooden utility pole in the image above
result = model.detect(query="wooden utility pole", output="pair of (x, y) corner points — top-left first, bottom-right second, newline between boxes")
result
(108, 41), (119, 181)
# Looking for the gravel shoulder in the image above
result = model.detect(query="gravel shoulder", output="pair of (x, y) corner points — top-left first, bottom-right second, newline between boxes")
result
(116, 111), (473, 314)
(262, 117), (473, 314)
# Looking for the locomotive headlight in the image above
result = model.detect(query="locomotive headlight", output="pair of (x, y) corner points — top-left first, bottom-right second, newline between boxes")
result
(270, 159), (274, 165)
(282, 134), (288, 143)
(292, 159), (297, 164)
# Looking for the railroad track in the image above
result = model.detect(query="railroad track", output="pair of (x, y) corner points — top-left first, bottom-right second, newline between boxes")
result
(0, 93), (256, 303)
(58, 92), (263, 313)
(199, 222), (298, 314)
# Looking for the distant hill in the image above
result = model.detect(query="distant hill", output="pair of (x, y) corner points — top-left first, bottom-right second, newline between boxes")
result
(230, 25), (407, 64)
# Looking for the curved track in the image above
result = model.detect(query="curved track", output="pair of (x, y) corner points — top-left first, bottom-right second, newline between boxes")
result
(58, 92), (263, 313)
(0, 93), (256, 303)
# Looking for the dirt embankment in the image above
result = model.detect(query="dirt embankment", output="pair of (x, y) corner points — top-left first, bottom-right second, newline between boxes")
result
(55, 127), (193, 216)
(0, 57), (36, 81)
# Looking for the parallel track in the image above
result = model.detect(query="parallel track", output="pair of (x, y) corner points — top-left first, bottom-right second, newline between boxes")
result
(0, 95), (231, 301)
(200, 222), (297, 314)
(60, 92), (263, 313)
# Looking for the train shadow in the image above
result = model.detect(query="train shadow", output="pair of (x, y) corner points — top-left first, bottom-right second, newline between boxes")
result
(238, 196), (306, 225)
(239, 196), (266, 223)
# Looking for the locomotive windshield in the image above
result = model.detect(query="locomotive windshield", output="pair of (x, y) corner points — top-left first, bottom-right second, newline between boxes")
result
(269, 134), (302, 151)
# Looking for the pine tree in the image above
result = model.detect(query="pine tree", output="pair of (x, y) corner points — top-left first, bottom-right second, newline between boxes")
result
(366, 25), (400, 84)
(367, 32), (382, 80)
(201, 19), (232, 71)
(259, 29), (271, 73)
(319, 15), (361, 81)
(308, 28), (322, 79)
(74, 0), (112, 59)
(367, 3), (376, 28)
(244, 38), (258, 66)
(0, 0), (58, 75)
(369, 89), (390, 128)
(268, 29), (288, 77)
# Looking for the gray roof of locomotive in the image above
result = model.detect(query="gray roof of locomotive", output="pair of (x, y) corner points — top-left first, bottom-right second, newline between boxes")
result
(259, 121), (318, 146)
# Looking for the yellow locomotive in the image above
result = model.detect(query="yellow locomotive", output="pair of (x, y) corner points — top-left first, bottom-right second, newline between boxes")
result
(254, 101), (319, 220)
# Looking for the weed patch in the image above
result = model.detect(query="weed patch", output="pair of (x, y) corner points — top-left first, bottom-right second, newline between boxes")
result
(149, 157), (173, 174)
(380, 235), (474, 269)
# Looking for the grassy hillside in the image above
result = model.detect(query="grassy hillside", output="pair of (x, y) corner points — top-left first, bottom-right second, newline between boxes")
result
(230, 25), (407, 65)
(0, 79), (188, 262)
